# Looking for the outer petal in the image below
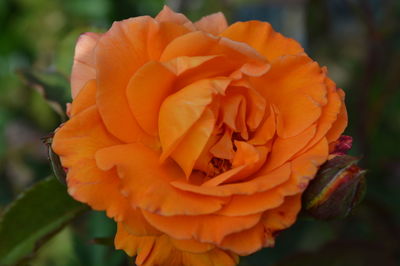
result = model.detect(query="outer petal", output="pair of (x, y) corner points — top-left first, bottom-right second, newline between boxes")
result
(195, 12), (228, 35)
(71, 32), (100, 98)
(220, 21), (303, 61)
(52, 106), (127, 220)
(143, 210), (261, 244)
(250, 54), (327, 138)
(220, 222), (266, 255)
(95, 143), (227, 216)
(69, 79), (96, 117)
(296, 77), (343, 155)
(96, 16), (188, 143)
(326, 88), (348, 143)
(155, 5), (195, 30)
(278, 138), (329, 196)
(262, 194), (302, 237)
(115, 223), (157, 264)
(116, 226), (238, 266)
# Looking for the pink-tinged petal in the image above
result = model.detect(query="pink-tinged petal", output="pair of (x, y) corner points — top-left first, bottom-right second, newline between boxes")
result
(195, 12), (228, 35)
(71, 32), (100, 98)
(155, 5), (195, 30)
(95, 143), (228, 216)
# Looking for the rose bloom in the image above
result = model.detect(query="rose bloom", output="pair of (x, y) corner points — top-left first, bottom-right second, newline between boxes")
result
(53, 6), (347, 266)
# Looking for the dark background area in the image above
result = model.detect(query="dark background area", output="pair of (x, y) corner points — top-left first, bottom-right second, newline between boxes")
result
(0, 0), (399, 265)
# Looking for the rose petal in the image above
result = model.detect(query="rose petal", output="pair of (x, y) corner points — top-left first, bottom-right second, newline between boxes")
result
(326, 88), (348, 143)
(220, 20), (303, 61)
(250, 54), (326, 138)
(52, 107), (129, 220)
(70, 79), (96, 117)
(96, 16), (188, 143)
(220, 222), (265, 255)
(159, 78), (230, 161)
(71, 32), (100, 98)
(155, 5), (195, 30)
(143, 211), (261, 244)
(171, 163), (291, 197)
(95, 143), (228, 216)
(194, 12), (228, 35)
(278, 138), (329, 196)
(171, 108), (216, 177)
(264, 124), (317, 172)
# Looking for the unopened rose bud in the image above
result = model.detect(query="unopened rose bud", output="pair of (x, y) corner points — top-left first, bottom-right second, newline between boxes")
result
(42, 134), (67, 185)
(303, 155), (366, 220)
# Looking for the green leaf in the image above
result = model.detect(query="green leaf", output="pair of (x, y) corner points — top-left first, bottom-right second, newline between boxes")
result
(0, 177), (88, 265)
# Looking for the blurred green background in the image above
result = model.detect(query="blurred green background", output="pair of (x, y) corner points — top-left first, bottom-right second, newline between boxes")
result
(0, 0), (399, 265)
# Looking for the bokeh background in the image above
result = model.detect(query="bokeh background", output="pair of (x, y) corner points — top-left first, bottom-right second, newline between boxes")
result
(0, 0), (399, 265)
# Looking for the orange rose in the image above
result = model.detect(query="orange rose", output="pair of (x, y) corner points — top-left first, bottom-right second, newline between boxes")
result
(53, 6), (347, 266)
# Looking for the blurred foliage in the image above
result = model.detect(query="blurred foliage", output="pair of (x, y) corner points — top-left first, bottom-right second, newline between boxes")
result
(0, 0), (399, 265)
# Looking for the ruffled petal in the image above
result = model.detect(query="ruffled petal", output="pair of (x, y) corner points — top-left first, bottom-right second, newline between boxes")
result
(216, 189), (283, 216)
(326, 88), (348, 143)
(116, 226), (238, 266)
(52, 106), (128, 220)
(278, 138), (329, 196)
(262, 194), (302, 235)
(250, 54), (327, 138)
(264, 124), (316, 172)
(143, 210), (261, 244)
(161, 31), (270, 78)
(296, 76), (343, 155)
(171, 163), (291, 197)
(95, 143), (227, 216)
(71, 32), (100, 98)
(220, 222), (265, 255)
(220, 21), (303, 61)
